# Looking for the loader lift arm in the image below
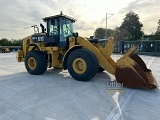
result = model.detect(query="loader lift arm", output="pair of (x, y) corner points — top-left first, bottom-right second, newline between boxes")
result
(16, 12), (157, 89)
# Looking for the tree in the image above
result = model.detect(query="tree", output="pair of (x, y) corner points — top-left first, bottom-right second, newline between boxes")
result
(154, 19), (160, 39)
(157, 19), (160, 32)
(94, 28), (105, 39)
(120, 11), (143, 40)
(0, 38), (11, 46)
(0, 38), (22, 46)
(94, 28), (114, 39)
(149, 19), (160, 40)
(106, 29), (114, 37)
(113, 27), (132, 41)
(10, 39), (22, 46)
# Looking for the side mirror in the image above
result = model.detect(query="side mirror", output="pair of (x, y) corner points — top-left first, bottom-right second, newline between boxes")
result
(73, 32), (78, 37)
(40, 23), (45, 33)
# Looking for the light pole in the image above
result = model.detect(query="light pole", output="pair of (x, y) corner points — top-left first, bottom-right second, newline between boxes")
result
(105, 13), (113, 39)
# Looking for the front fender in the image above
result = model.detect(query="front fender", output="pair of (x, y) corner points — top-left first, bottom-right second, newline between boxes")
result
(63, 45), (82, 70)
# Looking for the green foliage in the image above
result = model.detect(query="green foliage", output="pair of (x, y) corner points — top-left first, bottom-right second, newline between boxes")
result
(148, 19), (160, 40)
(120, 11), (143, 40)
(94, 11), (144, 41)
(94, 28), (105, 39)
(107, 29), (114, 37)
(113, 27), (132, 41)
(157, 19), (160, 32)
(154, 19), (160, 39)
(0, 38), (11, 46)
(94, 28), (114, 39)
(150, 33), (160, 40)
(0, 38), (22, 46)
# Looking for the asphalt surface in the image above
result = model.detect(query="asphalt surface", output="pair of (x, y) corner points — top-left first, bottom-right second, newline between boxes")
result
(0, 52), (160, 120)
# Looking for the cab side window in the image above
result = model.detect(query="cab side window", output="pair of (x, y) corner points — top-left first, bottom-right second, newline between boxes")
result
(48, 19), (59, 36)
(63, 24), (71, 37)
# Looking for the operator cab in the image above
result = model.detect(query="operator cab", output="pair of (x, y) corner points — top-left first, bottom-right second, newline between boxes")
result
(43, 12), (76, 47)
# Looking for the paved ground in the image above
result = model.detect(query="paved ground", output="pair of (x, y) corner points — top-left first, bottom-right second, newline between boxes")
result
(0, 52), (160, 120)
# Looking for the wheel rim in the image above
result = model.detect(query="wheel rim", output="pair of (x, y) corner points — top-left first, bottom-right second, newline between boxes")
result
(28, 57), (36, 70)
(72, 58), (87, 74)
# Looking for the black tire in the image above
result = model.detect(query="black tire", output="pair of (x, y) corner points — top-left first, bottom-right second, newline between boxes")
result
(25, 50), (47, 75)
(67, 49), (98, 81)
(98, 67), (105, 72)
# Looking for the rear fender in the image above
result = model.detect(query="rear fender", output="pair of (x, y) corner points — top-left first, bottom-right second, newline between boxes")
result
(28, 43), (41, 52)
(21, 44), (38, 57)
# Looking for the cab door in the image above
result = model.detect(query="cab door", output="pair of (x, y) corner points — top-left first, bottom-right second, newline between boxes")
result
(45, 19), (60, 46)
(59, 18), (73, 47)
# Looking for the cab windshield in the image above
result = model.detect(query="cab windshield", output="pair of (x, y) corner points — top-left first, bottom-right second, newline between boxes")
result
(60, 18), (74, 38)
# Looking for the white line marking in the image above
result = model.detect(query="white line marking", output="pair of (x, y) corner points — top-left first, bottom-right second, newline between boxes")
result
(147, 57), (155, 68)
(105, 56), (155, 120)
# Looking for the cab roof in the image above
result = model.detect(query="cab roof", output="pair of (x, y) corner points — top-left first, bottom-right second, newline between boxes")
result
(42, 12), (76, 22)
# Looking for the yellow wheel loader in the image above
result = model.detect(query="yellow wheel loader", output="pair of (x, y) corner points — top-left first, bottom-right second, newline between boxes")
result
(0, 47), (10, 53)
(16, 12), (157, 89)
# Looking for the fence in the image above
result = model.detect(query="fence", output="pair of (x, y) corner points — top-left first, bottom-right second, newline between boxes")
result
(114, 40), (160, 55)
(1, 40), (160, 55)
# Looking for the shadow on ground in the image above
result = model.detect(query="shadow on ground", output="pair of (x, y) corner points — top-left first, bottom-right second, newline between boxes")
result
(0, 68), (160, 120)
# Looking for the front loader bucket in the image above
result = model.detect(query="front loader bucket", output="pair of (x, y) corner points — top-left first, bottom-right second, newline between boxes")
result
(115, 47), (157, 89)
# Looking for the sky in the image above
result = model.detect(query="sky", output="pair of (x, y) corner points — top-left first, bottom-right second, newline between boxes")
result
(0, 0), (160, 39)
